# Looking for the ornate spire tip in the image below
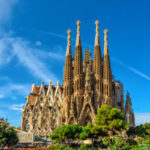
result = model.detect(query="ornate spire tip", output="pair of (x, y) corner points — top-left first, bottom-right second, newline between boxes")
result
(104, 29), (108, 34)
(76, 20), (81, 25)
(67, 29), (71, 35)
(95, 20), (100, 25)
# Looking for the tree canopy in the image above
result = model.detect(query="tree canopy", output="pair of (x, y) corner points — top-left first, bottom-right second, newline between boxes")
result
(0, 125), (18, 148)
(127, 123), (150, 138)
(50, 124), (82, 145)
(95, 104), (127, 134)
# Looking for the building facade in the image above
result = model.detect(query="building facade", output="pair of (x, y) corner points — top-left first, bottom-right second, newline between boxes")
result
(21, 21), (135, 137)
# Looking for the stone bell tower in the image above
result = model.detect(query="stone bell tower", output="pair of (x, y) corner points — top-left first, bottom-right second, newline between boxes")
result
(93, 20), (103, 109)
(61, 30), (73, 124)
(73, 21), (84, 119)
(103, 29), (113, 106)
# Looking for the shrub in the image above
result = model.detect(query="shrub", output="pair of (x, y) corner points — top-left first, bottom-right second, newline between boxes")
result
(79, 144), (96, 150)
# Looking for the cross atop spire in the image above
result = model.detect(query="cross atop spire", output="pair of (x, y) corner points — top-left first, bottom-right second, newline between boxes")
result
(95, 20), (100, 46)
(76, 20), (81, 46)
(66, 29), (72, 56)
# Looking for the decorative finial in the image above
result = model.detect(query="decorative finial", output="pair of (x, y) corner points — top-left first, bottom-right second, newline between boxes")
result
(95, 20), (100, 46)
(49, 80), (52, 85)
(76, 20), (81, 32)
(67, 29), (71, 43)
(41, 81), (44, 85)
(104, 29), (108, 43)
(66, 29), (71, 56)
(76, 20), (81, 46)
(95, 20), (99, 33)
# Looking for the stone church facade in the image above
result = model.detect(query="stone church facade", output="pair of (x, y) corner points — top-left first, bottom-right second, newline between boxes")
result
(21, 21), (135, 137)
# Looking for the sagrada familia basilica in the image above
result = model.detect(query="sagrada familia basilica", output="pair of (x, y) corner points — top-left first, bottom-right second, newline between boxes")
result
(21, 21), (135, 137)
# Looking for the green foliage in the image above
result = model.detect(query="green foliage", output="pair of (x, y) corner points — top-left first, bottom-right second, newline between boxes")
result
(0, 125), (18, 148)
(127, 123), (150, 138)
(102, 135), (130, 150)
(102, 136), (111, 146)
(127, 139), (137, 146)
(47, 144), (74, 150)
(112, 135), (124, 147)
(50, 124), (82, 144)
(79, 122), (93, 140)
(79, 144), (96, 150)
(111, 135), (130, 150)
(95, 105), (127, 135)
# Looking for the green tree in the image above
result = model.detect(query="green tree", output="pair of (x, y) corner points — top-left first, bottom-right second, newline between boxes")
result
(0, 125), (18, 148)
(127, 123), (150, 138)
(79, 122), (93, 140)
(102, 136), (111, 147)
(95, 104), (127, 135)
(50, 124), (82, 146)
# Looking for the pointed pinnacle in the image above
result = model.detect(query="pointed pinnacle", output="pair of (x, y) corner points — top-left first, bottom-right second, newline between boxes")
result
(95, 20), (100, 33)
(67, 29), (71, 42)
(104, 29), (108, 43)
(76, 20), (81, 32)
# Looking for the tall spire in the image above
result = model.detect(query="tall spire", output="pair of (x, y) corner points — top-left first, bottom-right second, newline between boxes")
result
(66, 29), (71, 56)
(74, 20), (83, 118)
(63, 29), (73, 83)
(125, 92), (135, 127)
(93, 20), (102, 79)
(95, 20), (100, 46)
(74, 20), (83, 77)
(76, 20), (81, 47)
(93, 20), (102, 108)
(104, 29), (109, 56)
(103, 29), (113, 106)
(62, 28), (73, 124)
(103, 29), (111, 81)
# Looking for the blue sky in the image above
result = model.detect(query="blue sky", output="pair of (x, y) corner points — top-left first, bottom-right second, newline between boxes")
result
(0, 0), (150, 127)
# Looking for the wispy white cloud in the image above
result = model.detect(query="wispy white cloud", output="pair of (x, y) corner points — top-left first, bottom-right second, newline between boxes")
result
(20, 28), (93, 49)
(0, 0), (58, 83)
(0, 81), (30, 99)
(0, 0), (18, 31)
(31, 46), (65, 61)
(0, 35), (58, 83)
(35, 41), (42, 46)
(10, 103), (25, 111)
(0, 94), (4, 99)
(111, 57), (150, 81)
(135, 113), (150, 126)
